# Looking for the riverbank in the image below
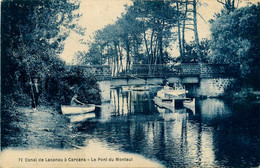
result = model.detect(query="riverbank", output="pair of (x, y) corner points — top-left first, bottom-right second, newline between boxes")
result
(1, 105), (164, 168)
(1, 106), (74, 149)
(2, 91), (260, 167)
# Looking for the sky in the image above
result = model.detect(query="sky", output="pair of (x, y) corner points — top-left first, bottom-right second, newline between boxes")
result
(60, 0), (254, 64)
(61, 0), (133, 63)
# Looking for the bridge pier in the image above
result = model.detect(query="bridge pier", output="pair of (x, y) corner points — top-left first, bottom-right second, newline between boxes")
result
(80, 63), (239, 99)
(184, 78), (235, 97)
(98, 77), (235, 100)
(197, 78), (235, 97)
(110, 78), (128, 86)
(147, 78), (163, 85)
(128, 78), (146, 85)
(182, 77), (199, 83)
(98, 80), (111, 102)
(166, 77), (181, 83)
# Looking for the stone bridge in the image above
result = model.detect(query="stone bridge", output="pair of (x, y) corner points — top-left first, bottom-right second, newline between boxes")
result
(77, 63), (240, 79)
(74, 64), (240, 101)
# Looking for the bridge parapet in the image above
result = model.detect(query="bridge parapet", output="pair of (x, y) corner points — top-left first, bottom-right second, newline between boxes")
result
(180, 63), (200, 76)
(74, 65), (111, 80)
(200, 64), (240, 78)
(76, 63), (240, 80)
(129, 64), (179, 77)
(180, 63), (240, 78)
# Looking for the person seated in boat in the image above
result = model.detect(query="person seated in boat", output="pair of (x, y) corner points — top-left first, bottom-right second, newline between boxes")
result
(173, 82), (178, 90)
(164, 82), (171, 90)
(71, 94), (85, 106)
(173, 81), (183, 90)
(177, 81), (183, 89)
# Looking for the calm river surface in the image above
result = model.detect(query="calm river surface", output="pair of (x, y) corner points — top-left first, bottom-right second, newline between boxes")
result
(2, 86), (260, 167)
(80, 86), (260, 167)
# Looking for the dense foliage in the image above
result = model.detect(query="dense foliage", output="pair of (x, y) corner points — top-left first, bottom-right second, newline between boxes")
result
(209, 3), (260, 87)
(182, 39), (211, 63)
(77, 0), (208, 75)
(77, 1), (182, 76)
(1, 0), (100, 108)
(45, 67), (101, 106)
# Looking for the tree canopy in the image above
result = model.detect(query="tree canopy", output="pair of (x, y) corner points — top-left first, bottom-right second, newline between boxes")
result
(2, 0), (84, 94)
(209, 3), (260, 86)
(1, 0), (101, 106)
(78, 0), (207, 75)
(78, 1), (179, 76)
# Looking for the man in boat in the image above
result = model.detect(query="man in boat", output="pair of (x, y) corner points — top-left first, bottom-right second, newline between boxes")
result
(30, 77), (41, 110)
(164, 82), (171, 90)
(71, 94), (85, 106)
(174, 81), (183, 90)
(173, 82), (178, 90)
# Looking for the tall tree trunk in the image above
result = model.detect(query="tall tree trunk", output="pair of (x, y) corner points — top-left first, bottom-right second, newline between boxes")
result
(133, 35), (139, 64)
(125, 37), (130, 72)
(112, 47), (116, 76)
(118, 42), (123, 73)
(182, 0), (188, 60)
(193, 0), (202, 62)
(99, 46), (103, 65)
(158, 20), (164, 64)
(114, 42), (119, 76)
(149, 28), (155, 65)
(176, 1), (183, 62)
(154, 36), (159, 65)
(143, 31), (150, 64)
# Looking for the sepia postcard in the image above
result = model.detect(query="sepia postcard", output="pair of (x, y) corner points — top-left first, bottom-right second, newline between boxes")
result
(1, 0), (260, 167)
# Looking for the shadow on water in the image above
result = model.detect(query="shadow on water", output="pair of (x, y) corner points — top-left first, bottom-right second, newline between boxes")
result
(74, 87), (260, 167)
(3, 86), (259, 167)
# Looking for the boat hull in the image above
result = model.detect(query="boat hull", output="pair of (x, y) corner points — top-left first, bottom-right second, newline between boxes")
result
(183, 98), (196, 114)
(153, 96), (175, 110)
(153, 96), (195, 113)
(68, 112), (96, 123)
(61, 105), (95, 115)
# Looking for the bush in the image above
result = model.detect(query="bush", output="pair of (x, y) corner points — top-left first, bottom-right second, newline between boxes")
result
(45, 67), (101, 107)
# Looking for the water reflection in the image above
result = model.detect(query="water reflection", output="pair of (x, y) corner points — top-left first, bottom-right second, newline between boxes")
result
(110, 88), (158, 116)
(4, 85), (259, 167)
(86, 86), (260, 167)
(199, 98), (232, 123)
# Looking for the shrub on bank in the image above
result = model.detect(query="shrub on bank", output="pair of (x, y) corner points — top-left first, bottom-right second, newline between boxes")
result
(45, 68), (101, 108)
(2, 66), (101, 110)
(223, 79), (260, 107)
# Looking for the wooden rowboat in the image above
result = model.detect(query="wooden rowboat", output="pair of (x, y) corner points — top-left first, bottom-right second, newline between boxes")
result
(61, 104), (95, 115)
(68, 112), (96, 123)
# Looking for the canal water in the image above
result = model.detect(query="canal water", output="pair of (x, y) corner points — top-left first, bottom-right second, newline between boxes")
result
(78, 86), (260, 167)
(2, 86), (260, 167)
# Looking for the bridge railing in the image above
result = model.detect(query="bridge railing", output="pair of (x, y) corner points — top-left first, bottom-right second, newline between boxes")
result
(76, 63), (240, 79)
(120, 63), (240, 78)
(74, 65), (112, 80)
(181, 63), (201, 76)
(127, 64), (180, 77)
(200, 64), (240, 78)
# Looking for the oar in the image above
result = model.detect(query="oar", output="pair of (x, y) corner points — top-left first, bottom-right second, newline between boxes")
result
(95, 105), (108, 108)
(82, 104), (107, 108)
